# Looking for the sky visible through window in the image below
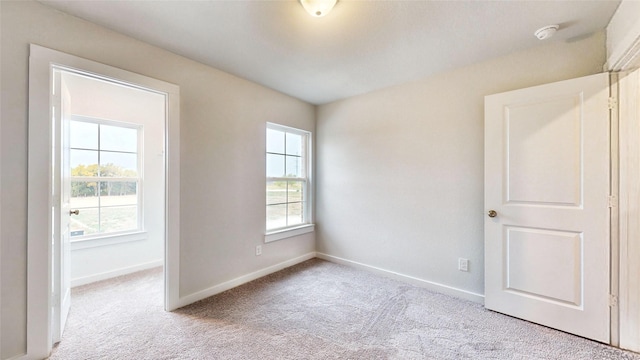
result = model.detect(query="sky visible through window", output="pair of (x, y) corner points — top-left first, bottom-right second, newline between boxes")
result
(70, 121), (138, 172)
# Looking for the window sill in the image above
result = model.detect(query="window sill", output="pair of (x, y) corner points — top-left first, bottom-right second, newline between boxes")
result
(70, 231), (148, 250)
(265, 224), (315, 243)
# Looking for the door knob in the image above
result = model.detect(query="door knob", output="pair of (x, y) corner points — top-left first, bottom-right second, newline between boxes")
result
(487, 210), (497, 218)
(70, 209), (80, 215)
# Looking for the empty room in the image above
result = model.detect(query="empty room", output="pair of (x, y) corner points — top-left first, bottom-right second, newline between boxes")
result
(1, 0), (640, 359)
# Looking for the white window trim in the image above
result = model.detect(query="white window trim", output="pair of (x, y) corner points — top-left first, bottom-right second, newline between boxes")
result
(266, 122), (314, 237)
(265, 224), (315, 243)
(70, 231), (148, 250)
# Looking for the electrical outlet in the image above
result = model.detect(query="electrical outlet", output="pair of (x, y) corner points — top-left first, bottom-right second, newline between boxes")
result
(255, 245), (262, 256)
(458, 258), (469, 272)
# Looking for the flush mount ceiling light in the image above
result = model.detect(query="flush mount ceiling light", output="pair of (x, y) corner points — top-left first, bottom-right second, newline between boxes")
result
(534, 25), (559, 40)
(300, 0), (337, 17)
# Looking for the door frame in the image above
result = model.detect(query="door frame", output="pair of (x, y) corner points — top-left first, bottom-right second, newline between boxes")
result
(27, 44), (181, 359)
(616, 68), (640, 352)
(606, 4), (640, 349)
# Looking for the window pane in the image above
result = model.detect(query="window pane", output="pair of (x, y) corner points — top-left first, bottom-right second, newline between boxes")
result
(285, 155), (302, 177)
(267, 153), (285, 177)
(267, 204), (287, 230)
(100, 206), (138, 233)
(287, 181), (303, 202)
(70, 149), (99, 176)
(70, 181), (99, 207)
(267, 181), (287, 205)
(100, 124), (137, 153)
(287, 202), (304, 226)
(70, 207), (99, 237)
(70, 121), (98, 150)
(267, 128), (285, 154)
(100, 182), (137, 205)
(266, 125), (310, 232)
(100, 152), (137, 177)
(286, 133), (302, 156)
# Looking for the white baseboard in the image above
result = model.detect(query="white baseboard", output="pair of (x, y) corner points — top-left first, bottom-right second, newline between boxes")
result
(71, 259), (163, 288)
(316, 252), (485, 304)
(6, 353), (28, 360)
(175, 252), (316, 309)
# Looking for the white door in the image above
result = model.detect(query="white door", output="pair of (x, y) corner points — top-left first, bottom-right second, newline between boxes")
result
(484, 73), (611, 343)
(52, 70), (73, 343)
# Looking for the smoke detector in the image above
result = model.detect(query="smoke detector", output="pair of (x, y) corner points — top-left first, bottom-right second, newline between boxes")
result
(534, 25), (559, 40)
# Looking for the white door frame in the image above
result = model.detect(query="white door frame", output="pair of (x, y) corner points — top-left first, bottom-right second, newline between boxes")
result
(617, 68), (640, 352)
(606, 3), (640, 350)
(27, 44), (181, 359)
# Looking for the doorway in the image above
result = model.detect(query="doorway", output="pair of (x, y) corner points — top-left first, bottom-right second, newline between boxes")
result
(27, 44), (181, 359)
(51, 69), (167, 342)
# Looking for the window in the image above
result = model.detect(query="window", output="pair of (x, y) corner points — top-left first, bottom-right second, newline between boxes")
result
(266, 123), (312, 236)
(68, 117), (142, 239)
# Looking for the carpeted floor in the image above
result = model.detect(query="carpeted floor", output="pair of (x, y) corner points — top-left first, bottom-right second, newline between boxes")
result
(48, 258), (640, 359)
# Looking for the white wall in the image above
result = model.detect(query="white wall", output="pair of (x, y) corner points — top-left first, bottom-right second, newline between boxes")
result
(63, 73), (165, 286)
(0, 1), (315, 359)
(316, 33), (606, 299)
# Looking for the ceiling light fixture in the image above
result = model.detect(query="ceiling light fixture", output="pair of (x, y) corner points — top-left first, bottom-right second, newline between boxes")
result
(300, 0), (337, 17)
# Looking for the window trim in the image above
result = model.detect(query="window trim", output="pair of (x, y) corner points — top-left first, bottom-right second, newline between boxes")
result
(265, 122), (313, 237)
(265, 224), (315, 243)
(70, 231), (148, 250)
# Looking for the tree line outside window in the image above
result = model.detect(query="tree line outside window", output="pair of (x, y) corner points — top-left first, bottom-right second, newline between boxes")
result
(71, 163), (137, 197)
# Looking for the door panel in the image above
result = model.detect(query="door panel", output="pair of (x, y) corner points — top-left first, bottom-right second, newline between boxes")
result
(485, 73), (610, 343)
(506, 96), (582, 205)
(52, 70), (72, 343)
(505, 226), (582, 305)
(60, 75), (72, 341)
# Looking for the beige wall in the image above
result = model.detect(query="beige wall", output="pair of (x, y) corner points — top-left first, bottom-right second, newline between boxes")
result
(0, 1), (315, 358)
(316, 32), (606, 298)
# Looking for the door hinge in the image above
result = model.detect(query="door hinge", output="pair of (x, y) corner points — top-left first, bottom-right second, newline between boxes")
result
(609, 294), (618, 307)
(608, 97), (618, 110)
(608, 195), (618, 208)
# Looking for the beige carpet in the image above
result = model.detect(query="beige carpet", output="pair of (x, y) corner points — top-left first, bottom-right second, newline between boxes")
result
(48, 259), (640, 359)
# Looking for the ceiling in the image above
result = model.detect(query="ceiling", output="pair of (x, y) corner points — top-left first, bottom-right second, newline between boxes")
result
(40, 0), (620, 105)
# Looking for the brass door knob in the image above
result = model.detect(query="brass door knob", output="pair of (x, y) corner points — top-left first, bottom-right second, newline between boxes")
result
(70, 209), (80, 215)
(487, 210), (497, 218)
